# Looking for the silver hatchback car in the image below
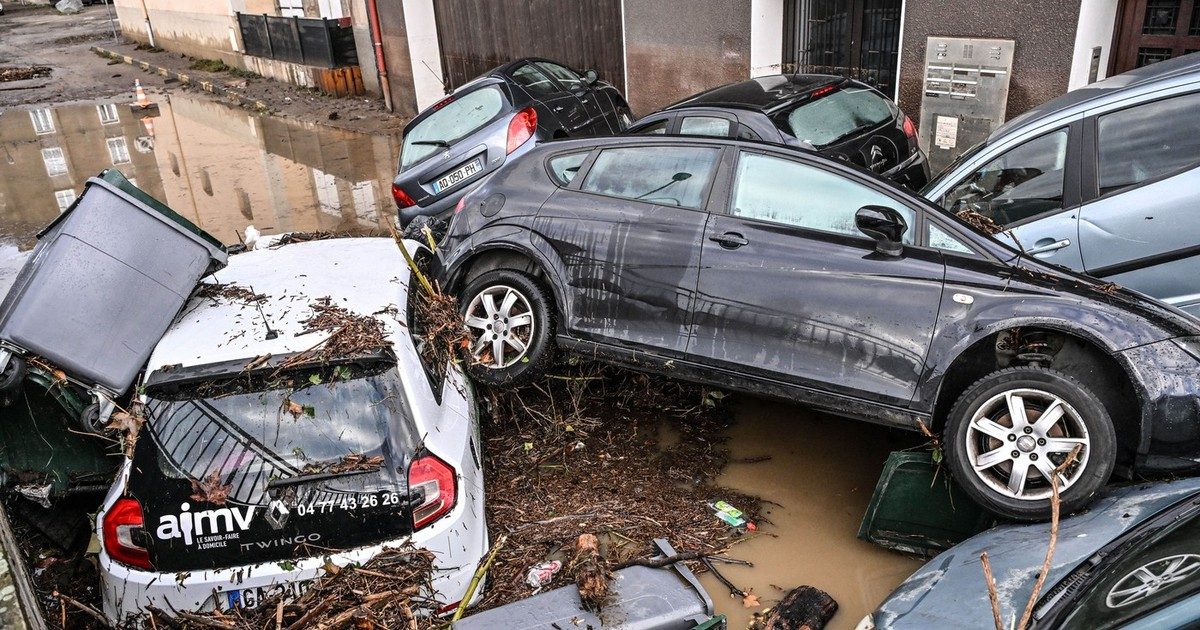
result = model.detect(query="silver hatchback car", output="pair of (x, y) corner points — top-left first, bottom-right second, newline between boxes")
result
(924, 53), (1200, 318)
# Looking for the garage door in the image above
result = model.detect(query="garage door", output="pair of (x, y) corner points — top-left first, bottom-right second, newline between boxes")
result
(433, 0), (625, 93)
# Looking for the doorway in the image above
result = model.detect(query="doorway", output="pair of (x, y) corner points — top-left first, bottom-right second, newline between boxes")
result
(782, 0), (903, 96)
(1113, 0), (1200, 73)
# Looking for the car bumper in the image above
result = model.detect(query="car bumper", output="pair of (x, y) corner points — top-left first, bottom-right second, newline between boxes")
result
(100, 492), (488, 626)
(398, 181), (485, 227)
(1119, 339), (1200, 472)
(884, 150), (930, 191)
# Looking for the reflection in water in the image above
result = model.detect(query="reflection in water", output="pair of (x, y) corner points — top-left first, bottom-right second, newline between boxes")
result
(0, 94), (401, 294)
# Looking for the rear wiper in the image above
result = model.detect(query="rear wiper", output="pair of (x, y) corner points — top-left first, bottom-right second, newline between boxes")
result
(411, 140), (450, 148)
(268, 468), (377, 489)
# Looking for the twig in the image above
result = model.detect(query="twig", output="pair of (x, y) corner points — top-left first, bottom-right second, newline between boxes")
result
(701, 557), (748, 598)
(452, 534), (507, 622)
(1017, 445), (1081, 629)
(620, 550), (707, 569)
(980, 552), (1004, 630)
(283, 599), (331, 630)
(387, 222), (435, 297)
(55, 591), (107, 626)
(513, 512), (599, 531)
(174, 610), (237, 629)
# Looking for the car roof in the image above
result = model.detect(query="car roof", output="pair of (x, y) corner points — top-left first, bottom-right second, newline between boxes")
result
(146, 238), (414, 376)
(664, 74), (847, 112)
(990, 52), (1200, 143)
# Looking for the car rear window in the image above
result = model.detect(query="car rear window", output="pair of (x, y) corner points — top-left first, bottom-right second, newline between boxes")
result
(779, 86), (893, 147)
(401, 86), (507, 170)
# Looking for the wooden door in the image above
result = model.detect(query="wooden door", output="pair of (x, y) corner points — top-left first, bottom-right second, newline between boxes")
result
(1113, 0), (1200, 73)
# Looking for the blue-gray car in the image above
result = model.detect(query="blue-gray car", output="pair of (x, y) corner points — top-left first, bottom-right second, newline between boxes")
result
(924, 53), (1200, 319)
(866, 477), (1200, 629)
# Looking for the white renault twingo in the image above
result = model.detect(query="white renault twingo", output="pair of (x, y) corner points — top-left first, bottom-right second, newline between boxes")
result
(95, 238), (486, 626)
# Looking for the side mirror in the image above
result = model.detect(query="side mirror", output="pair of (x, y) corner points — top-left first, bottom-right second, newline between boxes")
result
(855, 205), (907, 256)
(584, 69), (599, 85)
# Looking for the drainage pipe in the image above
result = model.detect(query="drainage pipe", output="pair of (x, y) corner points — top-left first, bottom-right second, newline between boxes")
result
(366, 0), (393, 112)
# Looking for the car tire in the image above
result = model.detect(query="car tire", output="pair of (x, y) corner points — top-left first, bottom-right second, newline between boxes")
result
(943, 366), (1116, 522)
(459, 269), (555, 386)
(0, 353), (26, 395)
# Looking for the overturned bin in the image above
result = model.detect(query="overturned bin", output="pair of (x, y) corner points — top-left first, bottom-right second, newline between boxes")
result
(455, 539), (723, 630)
(0, 170), (226, 418)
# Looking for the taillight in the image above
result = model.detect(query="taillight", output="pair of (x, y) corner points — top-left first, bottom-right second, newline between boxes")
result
(810, 84), (838, 100)
(506, 107), (537, 155)
(902, 115), (917, 139)
(392, 182), (417, 209)
(103, 497), (152, 570)
(409, 454), (457, 529)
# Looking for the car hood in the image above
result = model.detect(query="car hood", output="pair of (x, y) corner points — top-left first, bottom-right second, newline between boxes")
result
(873, 477), (1200, 629)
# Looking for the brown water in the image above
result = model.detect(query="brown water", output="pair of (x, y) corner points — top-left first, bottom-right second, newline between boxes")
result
(706, 397), (925, 629)
(0, 94), (928, 626)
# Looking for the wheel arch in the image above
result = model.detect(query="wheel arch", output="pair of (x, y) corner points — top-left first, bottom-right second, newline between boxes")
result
(446, 238), (570, 327)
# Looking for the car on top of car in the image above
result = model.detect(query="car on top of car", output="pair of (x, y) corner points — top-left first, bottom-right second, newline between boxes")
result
(96, 238), (486, 625)
(924, 51), (1200, 319)
(431, 133), (1200, 523)
(391, 57), (632, 228)
(626, 74), (930, 190)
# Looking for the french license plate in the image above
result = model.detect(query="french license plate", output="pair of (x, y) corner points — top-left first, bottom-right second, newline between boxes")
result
(224, 578), (314, 610)
(432, 158), (482, 194)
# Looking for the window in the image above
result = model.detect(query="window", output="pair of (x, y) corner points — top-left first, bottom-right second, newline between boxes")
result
(548, 151), (588, 186)
(730, 152), (915, 243)
(41, 147), (67, 176)
(580, 146), (720, 209)
(312, 168), (341, 217)
(1096, 91), (1200, 196)
(400, 86), (506, 170)
(632, 120), (669, 135)
(97, 103), (119, 125)
(106, 137), (131, 165)
(30, 109), (55, 135)
(927, 223), (974, 254)
(54, 189), (76, 212)
(534, 61), (585, 91)
(680, 116), (732, 137)
(737, 125), (762, 141)
(940, 128), (1069, 228)
(779, 86), (893, 147)
(510, 64), (558, 96)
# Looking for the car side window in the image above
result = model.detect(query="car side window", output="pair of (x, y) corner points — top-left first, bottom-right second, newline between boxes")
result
(679, 116), (732, 137)
(510, 63), (558, 96)
(632, 119), (669, 135)
(940, 128), (1069, 228)
(580, 146), (720, 209)
(927, 222), (975, 254)
(1097, 91), (1200, 196)
(737, 124), (762, 141)
(534, 61), (585, 91)
(731, 152), (916, 243)
(548, 151), (588, 186)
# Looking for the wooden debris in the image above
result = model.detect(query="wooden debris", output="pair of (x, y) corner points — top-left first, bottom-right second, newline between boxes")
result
(571, 533), (611, 611)
(750, 585), (839, 630)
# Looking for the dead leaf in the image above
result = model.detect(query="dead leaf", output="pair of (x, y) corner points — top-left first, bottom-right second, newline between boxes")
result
(284, 399), (304, 418)
(742, 592), (761, 608)
(189, 470), (232, 506)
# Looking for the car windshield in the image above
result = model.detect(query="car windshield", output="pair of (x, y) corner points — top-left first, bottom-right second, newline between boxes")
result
(139, 360), (417, 506)
(778, 86), (893, 147)
(400, 85), (507, 171)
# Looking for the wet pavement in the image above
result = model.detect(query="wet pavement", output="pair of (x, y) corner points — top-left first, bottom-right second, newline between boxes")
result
(0, 93), (928, 626)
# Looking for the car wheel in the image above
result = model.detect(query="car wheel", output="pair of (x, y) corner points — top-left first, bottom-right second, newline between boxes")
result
(0, 353), (26, 395)
(459, 269), (555, 386)
(943, 366), (1116, 521)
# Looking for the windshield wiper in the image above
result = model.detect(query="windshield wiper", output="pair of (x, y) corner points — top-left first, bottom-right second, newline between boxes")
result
(411, 140), (450, 148)
(268, 468), (378, 489)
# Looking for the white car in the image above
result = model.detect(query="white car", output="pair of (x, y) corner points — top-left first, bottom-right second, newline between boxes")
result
(95, 238), (487, 626)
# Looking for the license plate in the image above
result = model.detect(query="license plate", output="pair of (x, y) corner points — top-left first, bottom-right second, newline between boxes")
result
(432, 158), (482, 194)
(224, 578), (314, 610)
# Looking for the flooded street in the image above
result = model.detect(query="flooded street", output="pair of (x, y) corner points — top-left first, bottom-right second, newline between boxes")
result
(707, 398), (924, 628)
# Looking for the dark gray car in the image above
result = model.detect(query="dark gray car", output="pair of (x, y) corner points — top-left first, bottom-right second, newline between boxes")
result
(867, 477), (1200, 629)
(391, 57), (631, 227)
(924, 52), (1200, 319)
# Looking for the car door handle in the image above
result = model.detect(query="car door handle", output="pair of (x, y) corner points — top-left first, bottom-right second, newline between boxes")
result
(1026, 238), (1071, 256)
(710, 232), (749, 249)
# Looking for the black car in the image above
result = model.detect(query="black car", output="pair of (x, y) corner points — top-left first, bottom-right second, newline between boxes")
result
(391, 57), (632, 227)
(434, 135), (1200, 522)
(626, 74), (930, 189)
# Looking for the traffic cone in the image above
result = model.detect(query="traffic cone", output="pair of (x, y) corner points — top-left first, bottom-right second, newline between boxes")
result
(134, 79), (151, 109)
(141, 117), (155, 138)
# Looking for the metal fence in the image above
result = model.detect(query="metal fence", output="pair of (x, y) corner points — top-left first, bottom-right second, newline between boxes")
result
(237, 13), (358, 68)
(782, 0), (902, 97)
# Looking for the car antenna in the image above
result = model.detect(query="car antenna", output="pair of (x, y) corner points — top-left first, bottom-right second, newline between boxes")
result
(422, 60), (449, 93)
(249, 284), (279, 340)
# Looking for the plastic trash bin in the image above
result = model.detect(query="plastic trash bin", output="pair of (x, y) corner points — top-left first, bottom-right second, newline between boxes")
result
(0, 169), (226, 399)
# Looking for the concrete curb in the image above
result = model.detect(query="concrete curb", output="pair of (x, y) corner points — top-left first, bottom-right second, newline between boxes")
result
(90, 46), (270, 112)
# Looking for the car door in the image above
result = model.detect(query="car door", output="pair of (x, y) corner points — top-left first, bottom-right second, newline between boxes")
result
(508, 62), (590, 135)
(934, 120), (1084, 270)
(534, 61), (612, 135)
(690, 149), (945, 406)
(1077, 89), (1200, 317)
(533, 143), (722, 353)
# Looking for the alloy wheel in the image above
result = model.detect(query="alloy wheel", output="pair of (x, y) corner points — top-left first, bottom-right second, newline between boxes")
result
(463, 285), (536, 369)
(964, 388), (1090, 501)
(1106, 554), (1200, 608)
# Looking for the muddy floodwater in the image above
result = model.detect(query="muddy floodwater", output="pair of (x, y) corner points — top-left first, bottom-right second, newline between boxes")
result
(1, 94), (930, 626)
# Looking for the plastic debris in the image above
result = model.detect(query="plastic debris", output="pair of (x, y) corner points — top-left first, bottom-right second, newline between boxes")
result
(525, 560), (563, 589)
(709, 500), (756, 531)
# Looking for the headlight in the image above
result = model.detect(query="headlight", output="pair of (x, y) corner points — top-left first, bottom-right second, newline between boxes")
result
(855, 614), (876, 630)
(1172, 336), (1200, 361)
